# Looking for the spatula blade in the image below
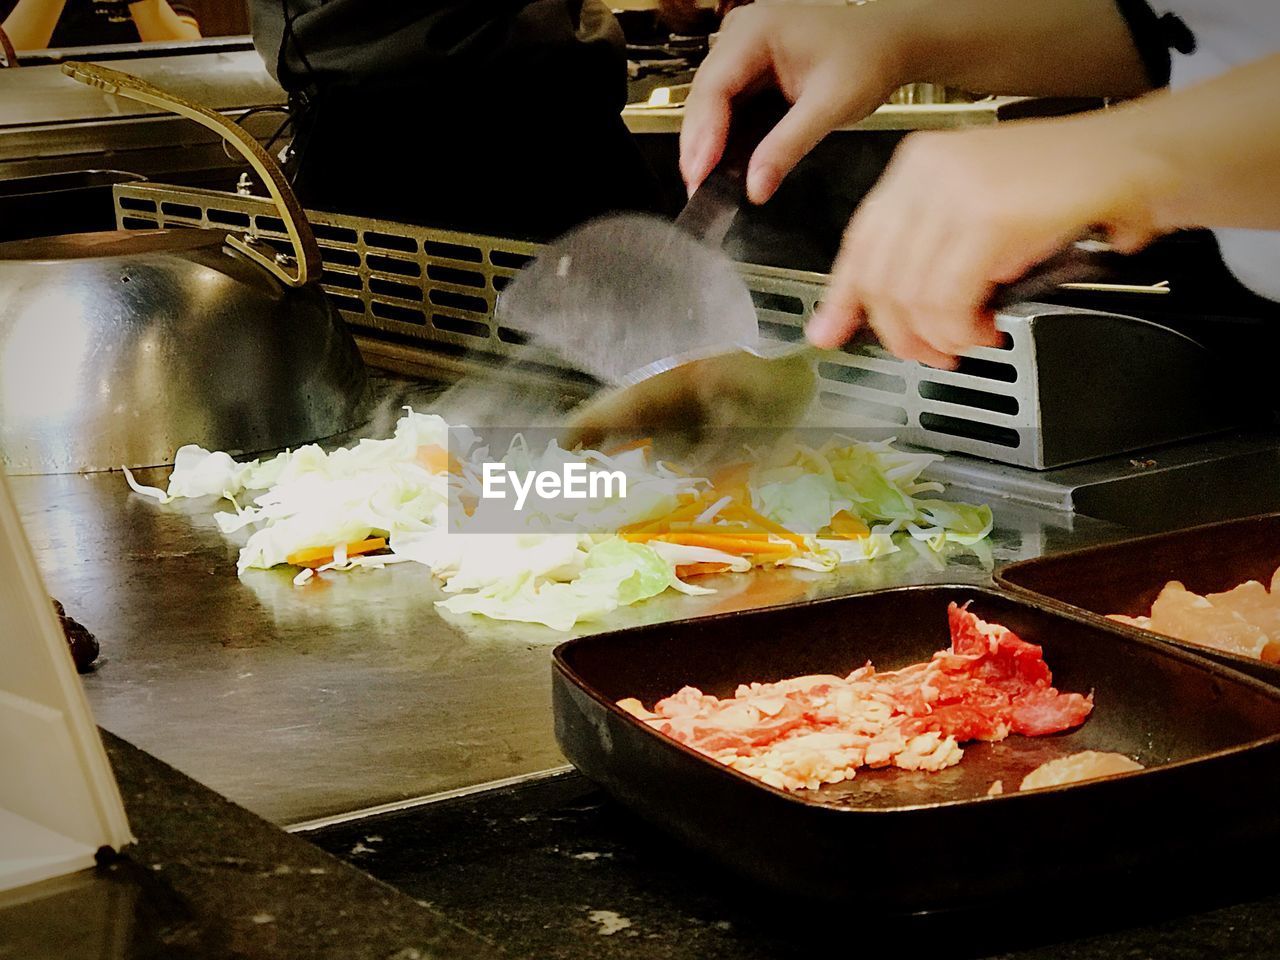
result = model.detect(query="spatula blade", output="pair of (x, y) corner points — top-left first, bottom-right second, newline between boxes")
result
(494, 212), (759, 385)
(562, 343), (817, 452)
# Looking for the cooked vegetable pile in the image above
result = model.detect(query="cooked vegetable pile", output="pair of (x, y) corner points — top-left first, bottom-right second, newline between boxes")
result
(124, 410), (993, 630)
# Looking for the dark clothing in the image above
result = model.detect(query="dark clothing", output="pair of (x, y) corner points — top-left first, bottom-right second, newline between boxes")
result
(1112, 0), (1197, 88)
(287, 89), (660, 242)
(54, 0), (138, 45)
(251, 0), (621, 96)
(248, 0), (661, 240)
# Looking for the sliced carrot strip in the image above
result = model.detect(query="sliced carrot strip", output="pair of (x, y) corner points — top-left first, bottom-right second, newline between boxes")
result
(620, 498), (710, 535)
(710, 462), (752, 499)
(667, 521), (760, 535)
(675, 562), (733, 578)
(721, 503), (806, 548)
(626, 532), (798, 556)
(287, 536), (388, 569)
(827, 510), (871, 539)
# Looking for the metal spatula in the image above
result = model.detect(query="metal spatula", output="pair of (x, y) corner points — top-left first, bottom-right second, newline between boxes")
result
(562, 240), (1127, 450)
(494, 96), (790, 385)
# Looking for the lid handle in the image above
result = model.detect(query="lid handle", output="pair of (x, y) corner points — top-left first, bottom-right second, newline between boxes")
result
(62, 60), (320, 288)
(0, 27), (18, 68)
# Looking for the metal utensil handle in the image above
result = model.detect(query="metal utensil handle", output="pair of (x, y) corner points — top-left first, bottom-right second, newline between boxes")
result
(61, 61), (320, 288)
(675, 91), (790, 247)
(844, 242), (1131, 349)
(0, 27), (18, 68)
(986, 242), (1127, 310)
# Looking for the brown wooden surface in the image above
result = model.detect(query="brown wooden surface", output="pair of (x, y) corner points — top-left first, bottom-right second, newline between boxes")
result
(184, 0), (251, 37)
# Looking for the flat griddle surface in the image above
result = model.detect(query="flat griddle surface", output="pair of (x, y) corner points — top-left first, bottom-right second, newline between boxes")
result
(553, 585), (1280, 908)
(997, 512), (1280, 683)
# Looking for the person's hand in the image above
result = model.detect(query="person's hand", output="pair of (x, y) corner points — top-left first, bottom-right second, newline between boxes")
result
(680, 4), (907, 203)
(805, 118), (1171, 367)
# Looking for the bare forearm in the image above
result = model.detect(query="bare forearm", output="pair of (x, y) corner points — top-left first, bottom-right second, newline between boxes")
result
(1084, 53), (1280, 231)
(130, 0), (201, 42)
(884, 0), (1154, 98)
(2, 0), (68, 50)
(684, 0), (1156, 200)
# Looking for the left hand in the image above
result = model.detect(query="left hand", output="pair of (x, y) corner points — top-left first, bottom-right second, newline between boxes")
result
(805, 116), (1171, 367)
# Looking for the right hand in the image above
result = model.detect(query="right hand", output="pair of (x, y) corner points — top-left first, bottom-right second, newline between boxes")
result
(680, 4), (907, 203)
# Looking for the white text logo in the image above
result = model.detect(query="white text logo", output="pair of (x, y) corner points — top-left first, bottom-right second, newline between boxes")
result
(480, 462), (627, 510)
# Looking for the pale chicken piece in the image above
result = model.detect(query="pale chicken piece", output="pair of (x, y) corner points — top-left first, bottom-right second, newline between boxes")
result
(1206, 580), (1280, 662)
(987, 780), (1004, 796)
(1019, 751), (1144, 792)
(1206, 580), (1280, 631)
(1148, 581), (1269, 659)
(617, 697), (659, 721)
(723, 728), (872, 791)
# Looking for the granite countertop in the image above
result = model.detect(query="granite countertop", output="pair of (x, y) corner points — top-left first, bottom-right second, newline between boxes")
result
(0, 732), (500, 960)
(304, 771), (1280, 960)
(5, 733), (1278, 960)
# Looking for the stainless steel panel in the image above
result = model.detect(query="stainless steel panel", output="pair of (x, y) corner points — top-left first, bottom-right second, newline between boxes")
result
(0, 51), (283, 129)
(112, 183), (1241, 470)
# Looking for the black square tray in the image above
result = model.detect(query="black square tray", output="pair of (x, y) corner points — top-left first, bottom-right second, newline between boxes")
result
(553, 584), (1280, 910)
(997, 513), (1280, 683)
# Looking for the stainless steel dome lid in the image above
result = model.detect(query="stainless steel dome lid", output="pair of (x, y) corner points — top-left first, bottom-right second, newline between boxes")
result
(0, 63), (367, 475)
(0, 229), (366, 474)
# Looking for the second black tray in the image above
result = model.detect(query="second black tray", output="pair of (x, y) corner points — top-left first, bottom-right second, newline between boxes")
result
(997, 513), (1280, 683)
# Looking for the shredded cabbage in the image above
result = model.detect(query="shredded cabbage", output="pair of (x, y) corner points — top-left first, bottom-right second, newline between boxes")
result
(751, 439), (992, 549)
(436, 539), (708, 631)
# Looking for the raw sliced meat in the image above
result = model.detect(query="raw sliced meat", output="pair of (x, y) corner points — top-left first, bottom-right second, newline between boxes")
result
(620, 603), (1094, 792)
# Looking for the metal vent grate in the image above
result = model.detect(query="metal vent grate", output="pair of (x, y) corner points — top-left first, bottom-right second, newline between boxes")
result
(727, 262), (1036, 461)
(117, 184), (540, 368)
(113, 183), (1043, 465)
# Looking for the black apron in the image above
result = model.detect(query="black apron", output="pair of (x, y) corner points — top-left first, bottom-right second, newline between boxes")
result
(249, 0), (661, 240)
